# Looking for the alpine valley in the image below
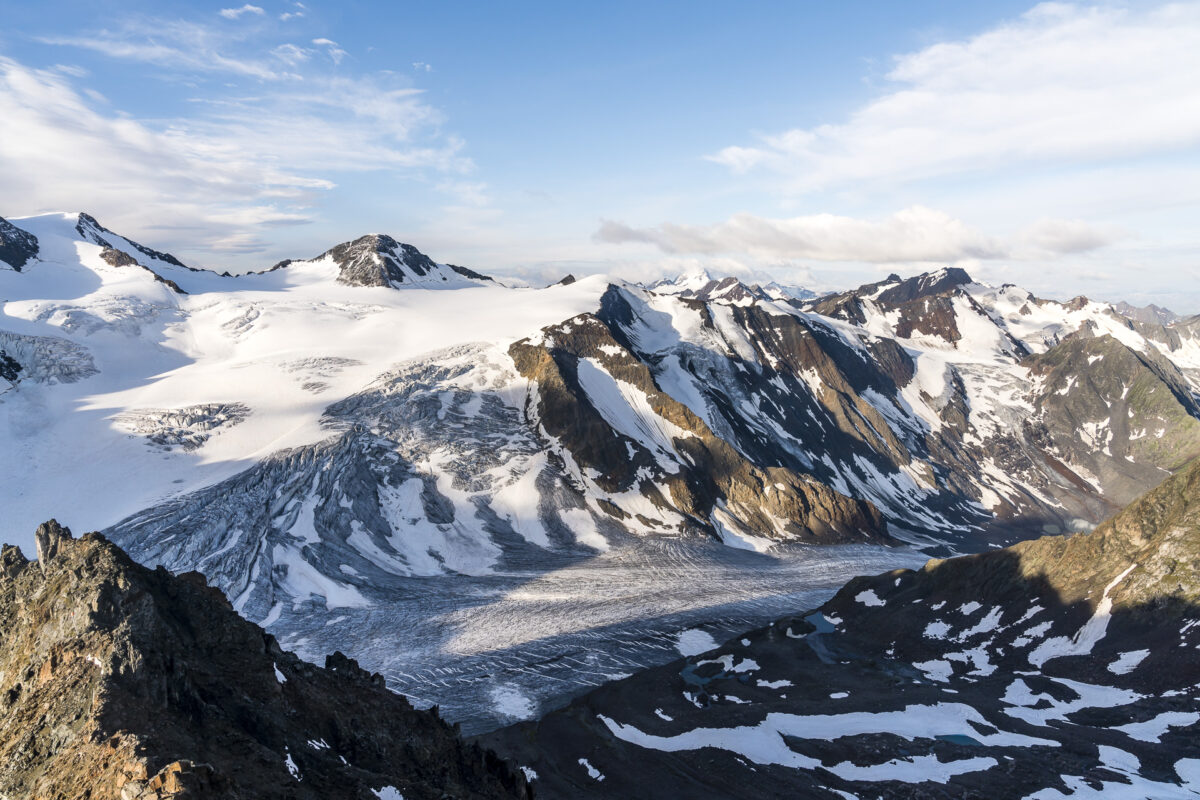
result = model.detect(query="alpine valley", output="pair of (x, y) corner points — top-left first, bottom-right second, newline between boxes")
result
(2, 212), (1200, 796)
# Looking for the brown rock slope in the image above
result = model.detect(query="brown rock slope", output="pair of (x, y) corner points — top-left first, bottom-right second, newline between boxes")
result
(509, 311), (888, 546)
(0, 521), (529, 800)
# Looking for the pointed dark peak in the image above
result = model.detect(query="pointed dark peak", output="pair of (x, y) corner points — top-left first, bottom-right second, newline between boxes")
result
(323, 233), (411, 287)
(554, 273), (577, 286)
(0, 215), (39, 271)
(323, 234), (438, 287)
(1063, 295), (1090, 311)
(650, 273), (764, 304)
(874, 266), (973, 307)
(74, 211), (111, 247)
(75, 212), (192, 271)
(807, 267), (975, 336)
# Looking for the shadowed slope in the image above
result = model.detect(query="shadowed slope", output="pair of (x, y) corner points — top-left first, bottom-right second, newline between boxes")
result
(0, 521), (529, 800)
(481, 458), (1200, 798)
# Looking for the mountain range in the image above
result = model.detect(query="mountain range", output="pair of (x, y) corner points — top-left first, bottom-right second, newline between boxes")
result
(3, 210), (1200, 734)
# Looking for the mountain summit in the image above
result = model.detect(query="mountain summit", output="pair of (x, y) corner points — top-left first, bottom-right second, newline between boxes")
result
(313, 233), (493, 288)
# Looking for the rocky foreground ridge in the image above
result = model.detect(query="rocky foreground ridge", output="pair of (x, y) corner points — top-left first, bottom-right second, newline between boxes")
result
(0, 521), (529, 800)
(482, 458), (1200, 798)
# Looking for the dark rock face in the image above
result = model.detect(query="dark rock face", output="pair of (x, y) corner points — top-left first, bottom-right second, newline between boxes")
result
(76, 212), (192, 270)
(1025, 332), (1200, 507)
(0, 349), (20, 384)
(448, 263), (495, 282)
(497, 277), (1200, 546)
(0, 216), (39, 271)
(596, 284), (989, 538)
(99, 246), (139, 268)
(809, 268), (1024, 353)
(482, 458), (1200, 799)
(667, 275), (763, 304)
(0, 522), (529, 800)
(323, 234), (431, 286)
(649, 274), (816, 305)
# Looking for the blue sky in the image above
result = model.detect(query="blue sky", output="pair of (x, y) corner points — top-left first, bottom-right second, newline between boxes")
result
(2, 1), (1199, 309)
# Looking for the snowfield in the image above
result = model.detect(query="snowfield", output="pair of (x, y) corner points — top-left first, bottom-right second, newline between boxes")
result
(0, 212), (610, 550)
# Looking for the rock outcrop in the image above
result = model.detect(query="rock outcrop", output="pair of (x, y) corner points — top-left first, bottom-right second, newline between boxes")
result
(99, 247), (188, 294)
(0, 216), (39, 271)
(0, 521), (529, 800)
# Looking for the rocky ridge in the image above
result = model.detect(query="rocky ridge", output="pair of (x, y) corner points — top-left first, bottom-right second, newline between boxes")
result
(482, 457), (1200, 798)
(0, 520), (529, 800)
(1114, 301), (1180, 326)
(508, 305), (889, 547)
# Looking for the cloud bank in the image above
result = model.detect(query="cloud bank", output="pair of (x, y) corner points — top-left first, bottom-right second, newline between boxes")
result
(597, 207), (1115, 263)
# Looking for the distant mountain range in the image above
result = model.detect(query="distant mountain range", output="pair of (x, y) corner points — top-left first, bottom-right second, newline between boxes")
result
(4, 208), (1200, 585)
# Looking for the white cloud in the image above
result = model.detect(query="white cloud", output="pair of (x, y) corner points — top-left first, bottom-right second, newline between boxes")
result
(40, 20), (292, 81)
(0, 48), (469, 260)
(271, 43), (311, 66)
(312, 38), (348, 65)
(413, 61), (433, 72)
(51, 63), (88, 77)
(596, 206), (1115, 263)
(709, 3), (1200, 191)
(1018, 217), (1119, 255)
(437, 180), (490, 208)
(219, 4), (265, 20)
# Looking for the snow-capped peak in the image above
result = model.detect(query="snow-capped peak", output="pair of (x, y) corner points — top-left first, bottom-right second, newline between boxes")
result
(646, 269), (816, 306)
(271, 233), (494, 290)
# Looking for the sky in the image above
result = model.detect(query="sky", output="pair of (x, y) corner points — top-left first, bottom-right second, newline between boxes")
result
(1, 0), (1199, 310)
